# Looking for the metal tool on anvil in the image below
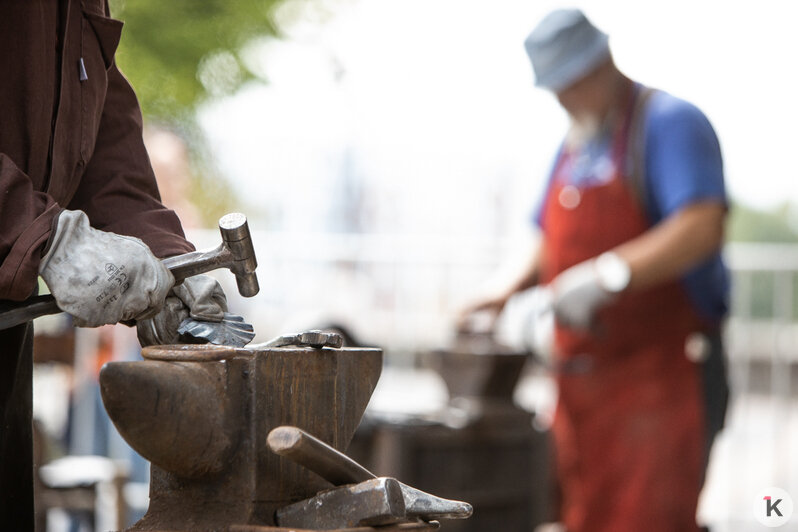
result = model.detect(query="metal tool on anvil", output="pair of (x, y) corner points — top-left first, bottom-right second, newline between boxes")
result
(268, 425), (473, 527)
(255, 330), (344, 349)
(275, 477), (409, 530)
(0, 213), (259, 346)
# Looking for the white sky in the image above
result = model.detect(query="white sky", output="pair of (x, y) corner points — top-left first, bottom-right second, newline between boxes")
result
(199, 0), (798, 235)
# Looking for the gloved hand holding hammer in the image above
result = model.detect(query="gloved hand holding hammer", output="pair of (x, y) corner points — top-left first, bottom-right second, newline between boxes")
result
(8, 210), (256, 346)
(39, 209), (175, 327)
(38, 209), (230, 345)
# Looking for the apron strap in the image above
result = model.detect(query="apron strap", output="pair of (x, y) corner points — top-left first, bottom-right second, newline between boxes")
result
(624, 86), (657, 213)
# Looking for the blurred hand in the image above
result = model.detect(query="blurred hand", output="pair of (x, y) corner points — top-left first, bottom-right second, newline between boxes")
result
(551, 258), (615, 330)
(456, 293), (512, 333)
(496, 285), (556, 362)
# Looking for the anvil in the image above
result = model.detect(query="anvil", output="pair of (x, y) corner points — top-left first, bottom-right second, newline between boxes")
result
(100, 343), (382, 531)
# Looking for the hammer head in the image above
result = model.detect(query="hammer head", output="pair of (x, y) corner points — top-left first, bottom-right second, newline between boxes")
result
(276, 477), (407, 529)
(219, 213), (260, 297)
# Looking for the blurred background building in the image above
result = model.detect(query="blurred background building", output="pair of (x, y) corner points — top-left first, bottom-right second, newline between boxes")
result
(30, 0), (798, 530)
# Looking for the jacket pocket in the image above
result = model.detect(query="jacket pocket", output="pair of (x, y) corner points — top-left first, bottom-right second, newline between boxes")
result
(80, 11), (123, 161)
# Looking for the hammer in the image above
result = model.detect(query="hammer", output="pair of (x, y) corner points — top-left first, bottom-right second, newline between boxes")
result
(268, 426), (473, 522)
(276, 477), (408, 529)
(0, 213), (259, 331)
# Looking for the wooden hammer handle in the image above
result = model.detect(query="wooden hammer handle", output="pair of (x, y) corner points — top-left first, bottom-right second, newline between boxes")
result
(267, 425), (376, 486)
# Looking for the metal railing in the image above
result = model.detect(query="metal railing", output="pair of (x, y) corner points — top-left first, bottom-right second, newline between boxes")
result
(702, 244), (798, 531)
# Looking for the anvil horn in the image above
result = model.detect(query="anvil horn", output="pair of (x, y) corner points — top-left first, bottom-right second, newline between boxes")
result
(99, 360), (232, 478)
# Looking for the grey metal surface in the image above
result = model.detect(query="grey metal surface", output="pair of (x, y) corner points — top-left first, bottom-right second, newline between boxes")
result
(275, 477), (407, 529)
(399, 484), (473, 521)
(162, 212), (259, 297)
(268, 425), (374, 487)
(259, 330), (344, 349)
(0, 295), (61, 331)
(267, 425), (472, 521)
(177, 312), (255, 347)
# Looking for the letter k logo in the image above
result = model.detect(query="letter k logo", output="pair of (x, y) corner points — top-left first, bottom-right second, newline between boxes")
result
(765, 496), (784, 517)
(755, 487), (793, 526)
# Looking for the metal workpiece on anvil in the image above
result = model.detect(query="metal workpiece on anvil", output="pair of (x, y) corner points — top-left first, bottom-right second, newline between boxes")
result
(229, 523), (440, 532)
(100, 342), (384, 531)
(276, 477), (408, 529)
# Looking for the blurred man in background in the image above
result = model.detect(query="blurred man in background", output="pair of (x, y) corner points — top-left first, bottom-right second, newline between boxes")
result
(463, 9), (729, 532)
(0, 2), (226, 528)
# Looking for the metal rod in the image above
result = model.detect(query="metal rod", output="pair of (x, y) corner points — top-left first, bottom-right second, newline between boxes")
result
(267, 426), (374, 486)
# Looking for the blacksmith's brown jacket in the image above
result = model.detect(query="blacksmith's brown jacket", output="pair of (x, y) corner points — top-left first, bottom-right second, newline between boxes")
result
(0, 0), (194, 302)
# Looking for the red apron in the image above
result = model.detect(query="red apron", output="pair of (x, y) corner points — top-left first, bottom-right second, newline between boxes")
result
(540, 90), (708, 532)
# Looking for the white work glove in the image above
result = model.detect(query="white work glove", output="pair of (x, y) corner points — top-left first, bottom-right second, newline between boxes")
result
(550, 252), (631, 330)
(136, 274), (228, 346)
(39, 209), (174, 327)
(496, 285), (556, 363)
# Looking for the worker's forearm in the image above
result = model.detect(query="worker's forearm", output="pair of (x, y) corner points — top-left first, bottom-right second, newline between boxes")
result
(458, 242), (543, 321)
(504, 242), (545, 297)
(613, 201), (726, 291)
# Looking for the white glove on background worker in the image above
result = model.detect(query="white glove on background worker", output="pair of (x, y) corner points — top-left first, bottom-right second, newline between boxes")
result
(550, 251), (631, 330)
(496, 285), (556, 363)
(39, 209), (174, 327)
(137, 274), (228, 346)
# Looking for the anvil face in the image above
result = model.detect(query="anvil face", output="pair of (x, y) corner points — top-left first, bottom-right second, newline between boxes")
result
(100, 344), (382, 531)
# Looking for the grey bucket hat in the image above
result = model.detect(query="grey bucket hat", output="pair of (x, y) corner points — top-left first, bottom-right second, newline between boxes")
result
(524, 9), (610, 92)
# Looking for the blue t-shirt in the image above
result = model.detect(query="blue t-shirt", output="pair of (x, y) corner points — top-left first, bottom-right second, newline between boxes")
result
(534, 89), (729, 322)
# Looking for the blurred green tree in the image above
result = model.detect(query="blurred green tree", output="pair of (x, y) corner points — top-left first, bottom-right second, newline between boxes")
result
(727, 202), (798, 319)
(107, 0), (290, 225)
(109, 0), (281, 121)
(727, 202), (798, 243)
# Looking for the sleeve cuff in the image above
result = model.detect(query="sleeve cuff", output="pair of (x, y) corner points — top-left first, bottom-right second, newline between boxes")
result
(0, 202), (63, 301)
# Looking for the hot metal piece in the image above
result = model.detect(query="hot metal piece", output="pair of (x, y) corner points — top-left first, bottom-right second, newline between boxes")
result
(276, 477), (406, 529)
